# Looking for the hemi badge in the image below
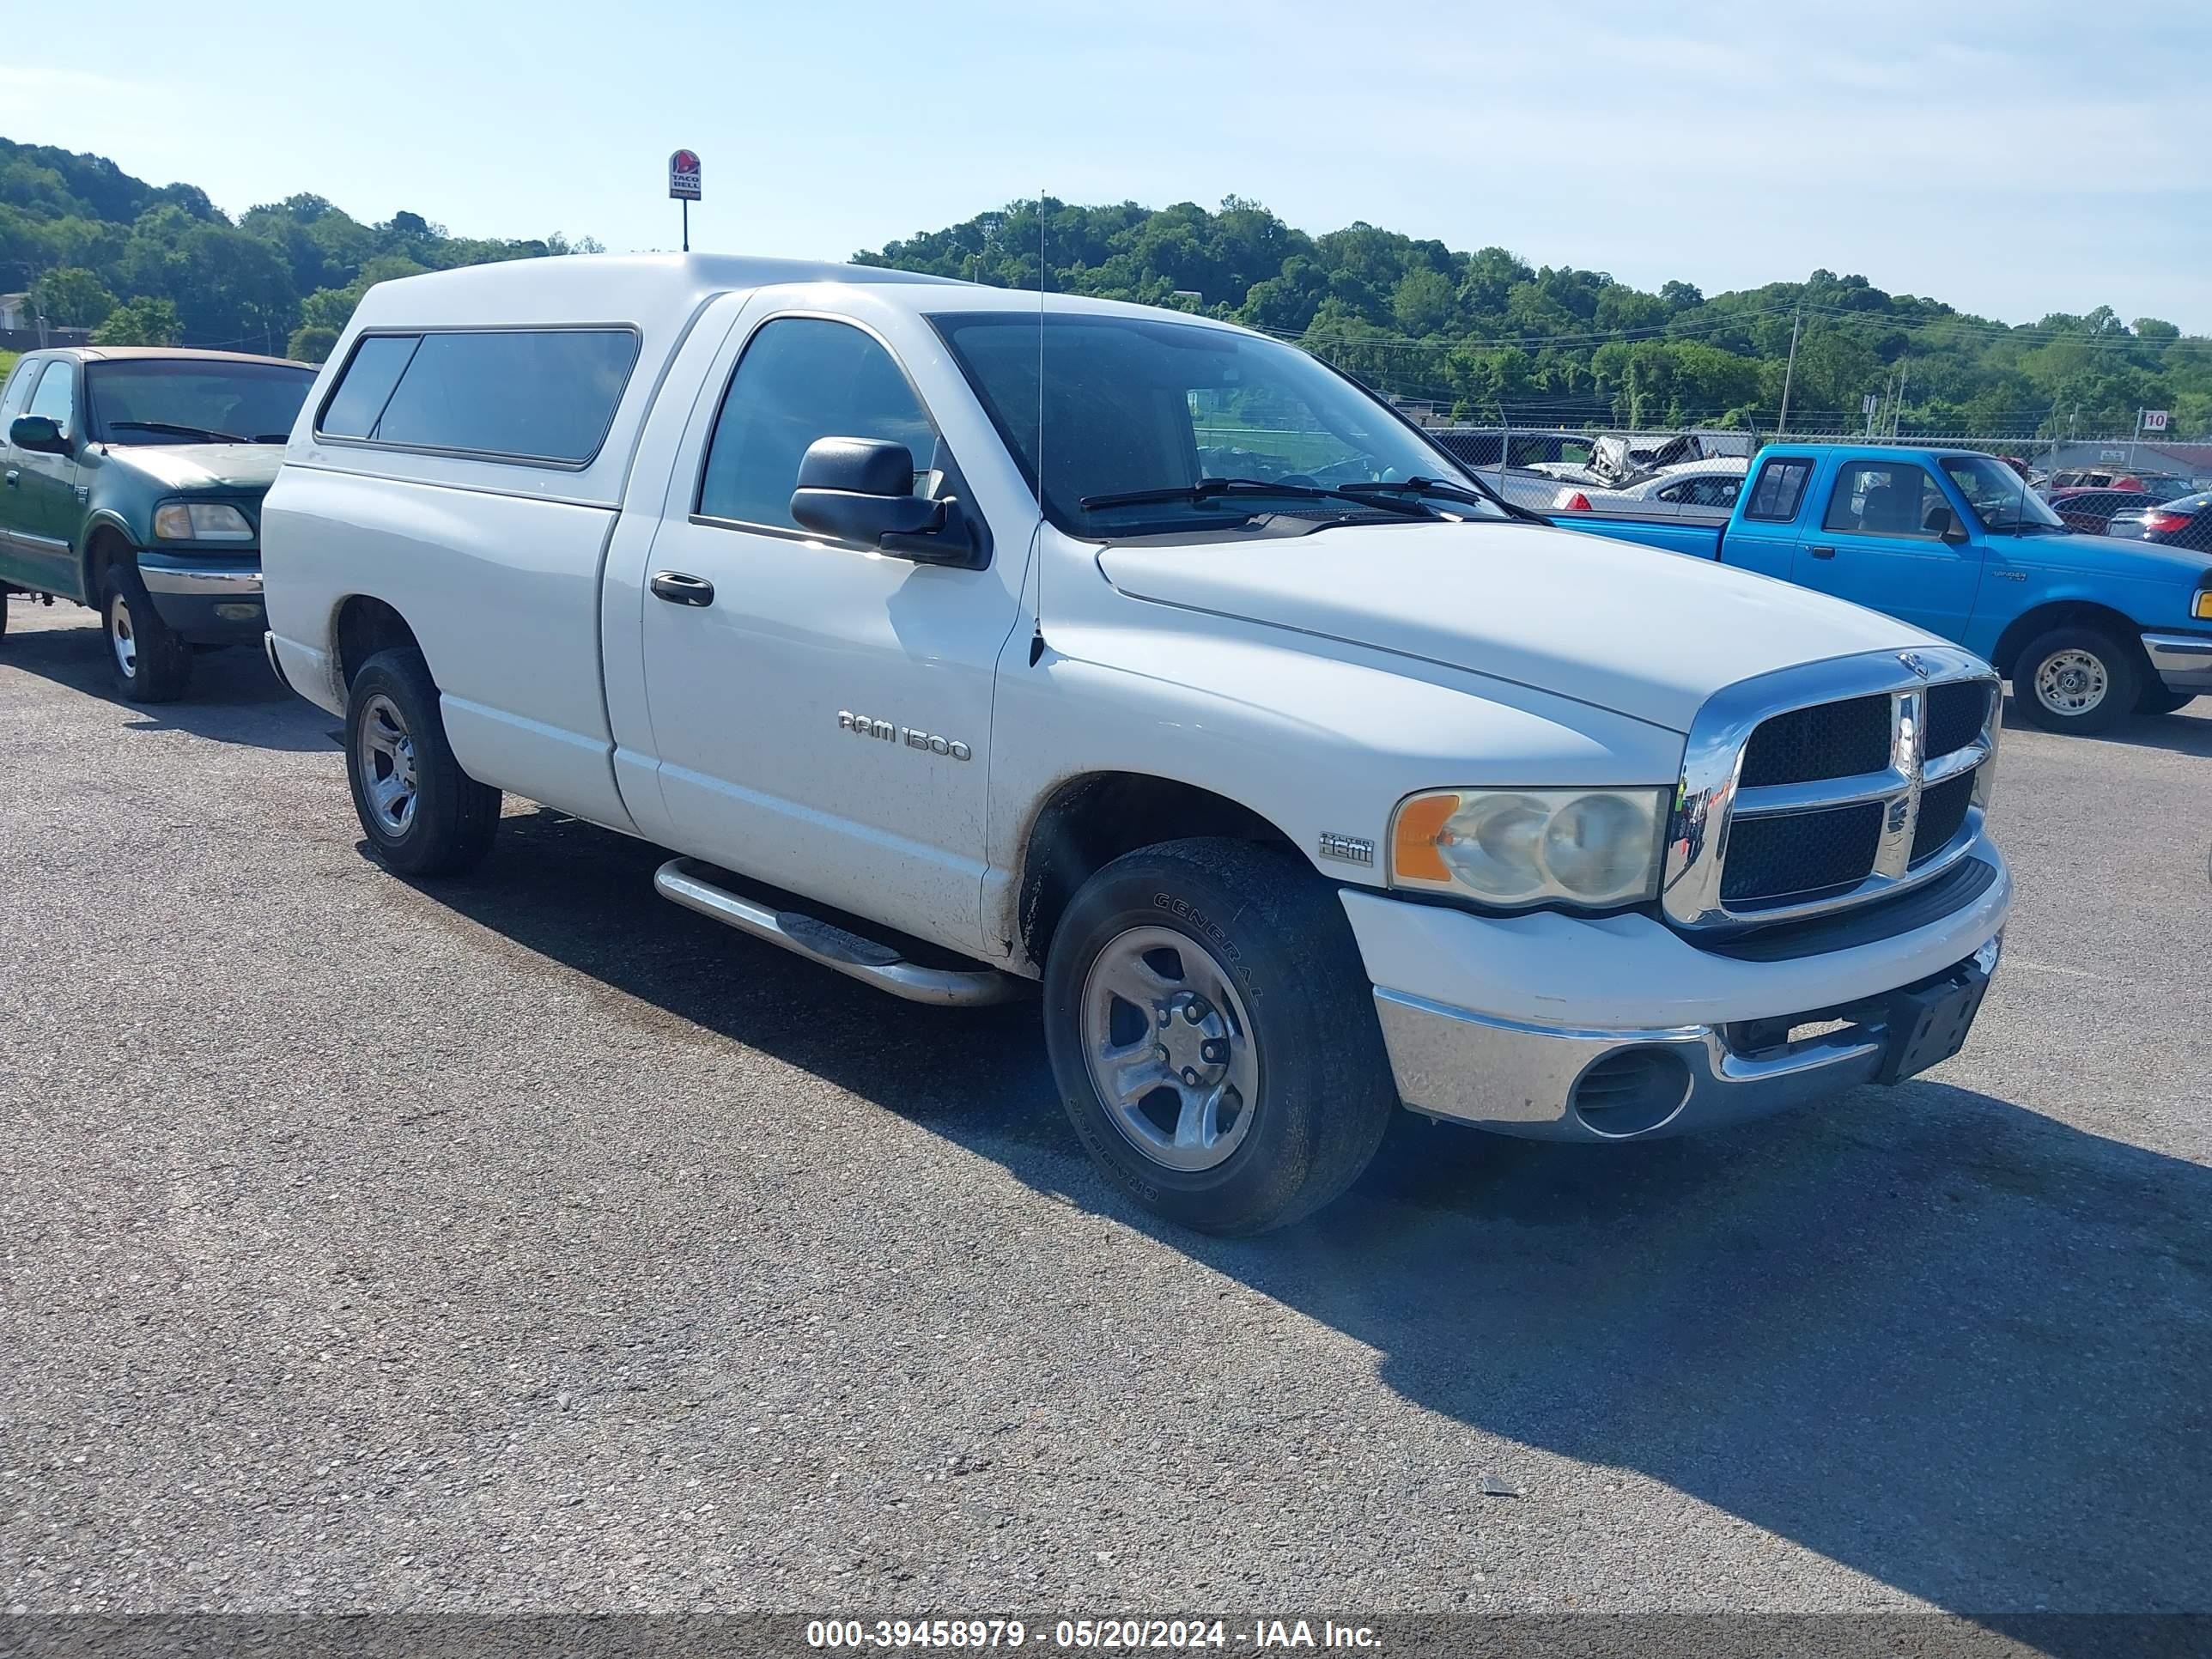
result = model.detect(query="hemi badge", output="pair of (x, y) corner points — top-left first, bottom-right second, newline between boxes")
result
(1318, 832), (1376, 866)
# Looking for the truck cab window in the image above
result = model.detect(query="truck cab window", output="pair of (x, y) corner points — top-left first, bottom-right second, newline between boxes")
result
(697, 319), (938, 532)
(0, 360), (36, 426)
(1745, 458), (1812, 521)
(27, 362), (76, 437)
(1824, 462), (1948, 537)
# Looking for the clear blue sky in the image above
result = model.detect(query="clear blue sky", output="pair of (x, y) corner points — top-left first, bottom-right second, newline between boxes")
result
(8, 0), (2207, 329)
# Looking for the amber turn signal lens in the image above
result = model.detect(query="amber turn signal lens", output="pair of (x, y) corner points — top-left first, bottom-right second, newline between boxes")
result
(1391, 793), (1461, 883)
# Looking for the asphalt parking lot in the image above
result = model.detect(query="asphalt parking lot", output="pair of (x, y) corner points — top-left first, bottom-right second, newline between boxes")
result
(3, 596), (2209, 1620)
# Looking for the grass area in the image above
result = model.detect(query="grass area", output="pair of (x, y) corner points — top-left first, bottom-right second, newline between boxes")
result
(0, 349), (18, 384)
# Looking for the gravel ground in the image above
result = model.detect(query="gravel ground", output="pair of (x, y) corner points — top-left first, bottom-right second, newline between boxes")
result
(2, 597), (2208, 1618)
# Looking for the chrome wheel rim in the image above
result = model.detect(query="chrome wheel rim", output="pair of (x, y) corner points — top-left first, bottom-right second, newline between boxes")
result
(1079, 925), (1259, 1173)
(356, 693), (420, 836)
(2033, 647), (2108, 716)
(110, 594), (137, 678)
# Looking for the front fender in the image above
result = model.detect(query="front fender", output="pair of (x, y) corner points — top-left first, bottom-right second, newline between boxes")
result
(1963, 573), (2158, 665)
(77, 507), (143, 599)
(981, 609), (1687, 952)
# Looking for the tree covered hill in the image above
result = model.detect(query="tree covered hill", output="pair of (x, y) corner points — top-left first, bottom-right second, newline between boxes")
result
(3, 137), (2202, 437)
(0, 137), (599, 363)
(857, 198), (2210, 438)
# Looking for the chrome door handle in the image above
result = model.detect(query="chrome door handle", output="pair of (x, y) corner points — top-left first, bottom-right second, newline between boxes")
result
(650, 570), (715, 607)
(1808, 544), (1836, 559)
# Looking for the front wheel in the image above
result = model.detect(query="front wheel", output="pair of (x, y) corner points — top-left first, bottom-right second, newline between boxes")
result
(344, 647), (501, 877)
(1042, 837), (1399, 1235)
(2013, 625), (2140, 735)
(100, 563), (191, 702)
(2136, 685), (2196, 717)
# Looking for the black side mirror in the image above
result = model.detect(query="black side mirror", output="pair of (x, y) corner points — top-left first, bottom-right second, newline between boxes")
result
(789, 437), (982, 567)
(9, 415), (69, 455)
(1926, 503), (1970, 545)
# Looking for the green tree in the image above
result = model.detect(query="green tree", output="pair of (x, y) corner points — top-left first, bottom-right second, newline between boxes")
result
(90, 296), (182, 346)
(29, 265), (114, 328)
(1390, 267), (1455, 337)
(286, 324), (340, 363)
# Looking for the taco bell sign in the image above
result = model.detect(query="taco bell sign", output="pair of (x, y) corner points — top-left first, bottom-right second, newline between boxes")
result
(668, 149), (702, 202)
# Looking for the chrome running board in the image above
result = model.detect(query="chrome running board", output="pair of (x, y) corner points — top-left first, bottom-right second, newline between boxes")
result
(653, 858), (1026, 1007)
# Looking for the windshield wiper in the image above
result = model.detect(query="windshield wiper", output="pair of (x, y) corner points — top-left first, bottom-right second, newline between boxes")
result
(105, 421), (252, 444)
(1078, 477), (1435, 518)
(1335, 474), (1549, 523)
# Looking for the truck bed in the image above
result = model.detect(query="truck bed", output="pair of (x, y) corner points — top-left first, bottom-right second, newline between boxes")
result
(1549, 511), (1727, 562)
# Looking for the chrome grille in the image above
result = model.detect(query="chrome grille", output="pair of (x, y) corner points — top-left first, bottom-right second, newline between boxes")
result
(1910, 773), (1975, 866)
(1664, 647), (2001, 931)
(1721, 803), (1884, 904)
(1925, 681), (1993, 761)
(1739, 696), (1891, 787)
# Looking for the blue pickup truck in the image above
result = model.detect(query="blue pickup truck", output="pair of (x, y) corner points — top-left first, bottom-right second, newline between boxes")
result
(1561, 444), (2212, 734)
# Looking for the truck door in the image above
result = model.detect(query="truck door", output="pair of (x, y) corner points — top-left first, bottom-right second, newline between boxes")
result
(1792, 456), (1984, 640)
(1725, 453), (1818, 581)
(635, 307), (1022, 959)
(2, 361), (84, 595)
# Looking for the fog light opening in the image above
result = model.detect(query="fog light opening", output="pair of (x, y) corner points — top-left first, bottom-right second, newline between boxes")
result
(1570, 1047), (1693, 1139)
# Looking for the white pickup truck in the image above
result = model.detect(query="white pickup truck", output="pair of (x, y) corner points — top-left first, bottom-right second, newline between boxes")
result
(262, 254), (2010, 1234)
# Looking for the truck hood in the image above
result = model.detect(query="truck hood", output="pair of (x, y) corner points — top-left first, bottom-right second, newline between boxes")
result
(1097, 520), (1939, 733)
(96, 443), (284, 494)
(2021, 532), (2212, 587)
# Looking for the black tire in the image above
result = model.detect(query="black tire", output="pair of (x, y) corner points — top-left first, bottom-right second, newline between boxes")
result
(344, 646), (501, 877)
(1042, 837), (1398, 1235)
(2011, 624), (2140, 735)
(2136, 685), (2196, 717)
(100, 562), (191, 702)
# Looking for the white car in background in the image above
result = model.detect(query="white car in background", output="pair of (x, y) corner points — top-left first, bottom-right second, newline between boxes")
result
(1553, 457), (1749, 515)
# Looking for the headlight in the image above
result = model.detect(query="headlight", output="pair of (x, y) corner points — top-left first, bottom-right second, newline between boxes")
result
(1390, 787), (1669, 908)
(153, 501), (254, 542)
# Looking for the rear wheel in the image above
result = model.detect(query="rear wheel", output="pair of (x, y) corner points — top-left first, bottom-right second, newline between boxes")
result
(1042, 837), (1398, 1235)
(2013, 625), (2139, 735)
(2136, 685), (2196, 717)
(100, 562), (191, 702)
(344, 647), (501, 876)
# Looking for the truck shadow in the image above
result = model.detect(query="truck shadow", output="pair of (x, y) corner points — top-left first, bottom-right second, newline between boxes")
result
(410, 806), (2211, 1628)
(2001, 691), (2212, 757)
(0, 604), (331, 752)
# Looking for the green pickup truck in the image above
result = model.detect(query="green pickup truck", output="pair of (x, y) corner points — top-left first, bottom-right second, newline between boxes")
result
(0, 346), (317, 701)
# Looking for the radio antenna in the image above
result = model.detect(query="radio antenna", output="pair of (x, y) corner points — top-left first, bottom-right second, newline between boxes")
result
(1031, 192), (1048, 659)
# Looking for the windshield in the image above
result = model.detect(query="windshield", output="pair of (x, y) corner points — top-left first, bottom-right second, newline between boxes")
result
(85, 360), (316, 446)
(1939, 453), (2064, 532)
(930, 311), (1501, 537)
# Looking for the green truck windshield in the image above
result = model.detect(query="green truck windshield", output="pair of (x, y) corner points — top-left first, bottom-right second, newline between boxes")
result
(86, 360), (316, 447)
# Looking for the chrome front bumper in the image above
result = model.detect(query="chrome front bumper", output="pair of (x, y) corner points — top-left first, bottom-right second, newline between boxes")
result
(136, 562), (264, 597)
(1376, 933), (2002, 1142)
(2142, 631), (2212, 694)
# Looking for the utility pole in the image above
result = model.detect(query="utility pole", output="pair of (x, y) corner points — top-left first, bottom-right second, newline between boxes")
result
(1892, 362), (1908, 440)
(1775, 305), (1802, 436)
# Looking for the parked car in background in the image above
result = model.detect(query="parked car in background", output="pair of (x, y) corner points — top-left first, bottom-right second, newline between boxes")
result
(1562, 443), (2212, 731)
(2106, 491), (2212, 555)
(261, 254), (2010, 1234)
(0, 346), (315, 700)
(2043, 467), (2193, 499)
(2045, 487), (2159, 535)
(1553, 457), (1747, 515)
